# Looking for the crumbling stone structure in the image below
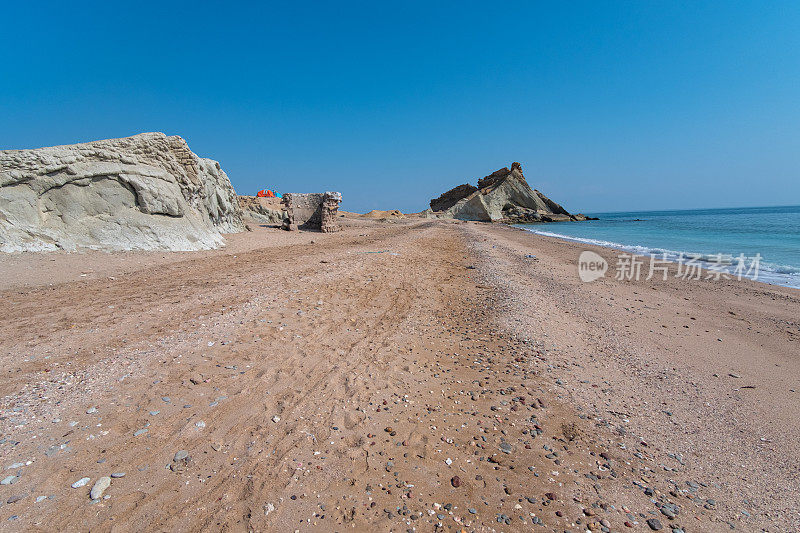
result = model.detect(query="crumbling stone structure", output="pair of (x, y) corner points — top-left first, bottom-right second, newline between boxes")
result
(282, 191), (342, 232)
(320, 192), (342, 233)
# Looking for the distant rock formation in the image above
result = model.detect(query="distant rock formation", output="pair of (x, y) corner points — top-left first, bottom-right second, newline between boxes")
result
(282, 192), (342, 232)
(429, 184), (478, 212)
(0, 133), (245, 252)
(238, 195), (285, 225)
(425, 162), (590, 223)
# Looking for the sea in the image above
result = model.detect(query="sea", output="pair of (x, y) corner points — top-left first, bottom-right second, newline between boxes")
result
(516, 205), (800, 289)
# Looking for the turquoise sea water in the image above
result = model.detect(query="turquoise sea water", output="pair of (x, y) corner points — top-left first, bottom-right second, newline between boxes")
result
(516, 205), (800, 289)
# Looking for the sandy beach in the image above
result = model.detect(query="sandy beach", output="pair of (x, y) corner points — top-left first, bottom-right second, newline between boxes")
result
(0, 218), (798, 532)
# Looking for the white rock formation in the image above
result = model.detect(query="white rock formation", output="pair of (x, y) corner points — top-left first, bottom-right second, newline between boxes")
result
(238, 195), (285, 225)
(0, 133), (245, 252)
(424, 162), (587, 223)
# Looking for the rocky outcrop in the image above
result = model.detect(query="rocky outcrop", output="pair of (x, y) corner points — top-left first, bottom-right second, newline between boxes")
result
(238, 195), (285, 225)
(425, 162), (589, 223)
(0, 133), (245, 252)
(429, 184), (478, 212)
(282, 192), (342, 232)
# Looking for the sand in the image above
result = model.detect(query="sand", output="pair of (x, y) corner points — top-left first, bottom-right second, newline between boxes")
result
(0, 218), (797, 531)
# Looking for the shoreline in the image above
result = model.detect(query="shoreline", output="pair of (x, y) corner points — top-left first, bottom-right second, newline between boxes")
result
(470, 221), (800, 530)
(513, 223), (800, 290)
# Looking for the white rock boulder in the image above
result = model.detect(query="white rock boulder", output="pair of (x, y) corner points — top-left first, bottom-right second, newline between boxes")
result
(0, 132), (245, 252)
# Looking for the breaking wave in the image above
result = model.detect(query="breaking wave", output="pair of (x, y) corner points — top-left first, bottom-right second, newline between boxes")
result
(526, 229), (800, 289)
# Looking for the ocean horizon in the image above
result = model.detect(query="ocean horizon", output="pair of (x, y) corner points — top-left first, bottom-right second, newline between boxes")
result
(517, 204), (800, 289)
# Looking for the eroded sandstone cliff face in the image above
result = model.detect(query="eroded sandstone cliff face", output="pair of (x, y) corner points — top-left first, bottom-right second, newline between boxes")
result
(238, 195), (285, 225)
(0, 133), (245, 252)
(425, 162), (588, 223)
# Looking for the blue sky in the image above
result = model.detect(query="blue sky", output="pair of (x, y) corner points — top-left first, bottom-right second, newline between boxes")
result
(1, 1), (799, 214)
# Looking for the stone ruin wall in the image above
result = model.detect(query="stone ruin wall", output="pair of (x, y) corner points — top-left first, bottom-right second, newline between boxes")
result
(320, 192), (342, 233)
(282, 192), (341, 232)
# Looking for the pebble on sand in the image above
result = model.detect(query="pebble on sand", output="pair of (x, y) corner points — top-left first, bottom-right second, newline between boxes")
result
(174, 450), (189, 462)
(71, 477), (90, 488)
(90, 477), (111, 500)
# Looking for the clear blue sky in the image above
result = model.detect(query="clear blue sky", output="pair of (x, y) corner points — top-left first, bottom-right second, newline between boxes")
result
(2, 1), (799, 214)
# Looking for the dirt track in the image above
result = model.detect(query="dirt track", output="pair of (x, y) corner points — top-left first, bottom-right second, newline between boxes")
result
(0, 219), (797, 531)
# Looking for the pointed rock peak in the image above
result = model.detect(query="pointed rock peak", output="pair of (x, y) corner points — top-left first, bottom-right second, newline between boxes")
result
(426, 161), (589, 223)
(477, 162), (527, 190)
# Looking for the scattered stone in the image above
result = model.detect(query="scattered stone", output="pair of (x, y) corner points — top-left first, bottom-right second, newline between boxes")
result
(1, 476), (17, 486)
(133, 429), (148, 437)
(660, 503), (678, 519)
(647, 518), (663, 530)
(174, 450), (189, 461)
(451, 476), (461, 488)
(72, 477), (90, 488)
(86, 407), (97, 414)
(171, 450), (191, 472)
(90, 477), (111, 500)
(111, 472), (126, 478)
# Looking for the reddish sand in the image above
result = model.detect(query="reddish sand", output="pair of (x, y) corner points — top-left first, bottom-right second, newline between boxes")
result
(0, 218), (797, 531)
